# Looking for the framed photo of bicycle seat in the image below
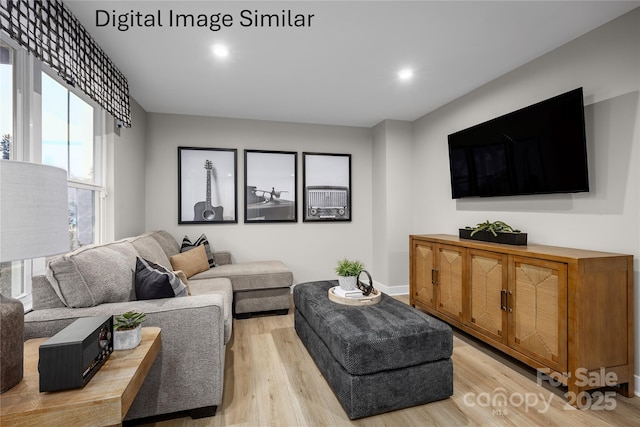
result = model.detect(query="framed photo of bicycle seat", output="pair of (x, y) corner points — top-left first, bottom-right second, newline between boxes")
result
(178, 147), (238, 224)
(244, 150), (297, 223)
(303, 152), (351, 222)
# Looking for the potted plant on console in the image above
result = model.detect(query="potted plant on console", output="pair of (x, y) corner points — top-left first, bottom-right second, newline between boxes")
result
(335, 258), (365, 291)
(113, 311), (146, 350)
(460, 220), (527, 245)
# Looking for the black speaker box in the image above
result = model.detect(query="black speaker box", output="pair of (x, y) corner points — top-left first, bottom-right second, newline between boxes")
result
(38, 316), (113, 392)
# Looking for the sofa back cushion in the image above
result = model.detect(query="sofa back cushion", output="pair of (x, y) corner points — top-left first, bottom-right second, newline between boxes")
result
(31, 274), (65, 310)
(127, 233), (173, 270)
(46, 240), (137, 308)
(149, 230), (181, 258)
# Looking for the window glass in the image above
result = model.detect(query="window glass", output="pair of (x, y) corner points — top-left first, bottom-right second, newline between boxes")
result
(0, 262), (23, 298)
(69, 92), (94, 182)
(68, 187), (95, 250)
(1, 41), (13, 159)
(41, 72), (69, 171)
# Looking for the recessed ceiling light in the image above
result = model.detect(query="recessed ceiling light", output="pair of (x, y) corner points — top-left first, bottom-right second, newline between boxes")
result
(398, 68), (413, 80)
(212, 44), (229, 58)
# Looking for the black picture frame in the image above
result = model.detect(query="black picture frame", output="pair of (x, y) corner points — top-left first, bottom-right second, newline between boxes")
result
(244, 150), (297, 223)
(178, 147), (237, 224)
(303, 152), (351, 222)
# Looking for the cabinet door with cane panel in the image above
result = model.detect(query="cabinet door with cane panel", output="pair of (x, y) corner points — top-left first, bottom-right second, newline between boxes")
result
(434, 244), (465, 323)
(467, 249), (509, 345)
(508, 256), (568, 373)
(410, 240), (465, 323)
(410, 240), (436, 309)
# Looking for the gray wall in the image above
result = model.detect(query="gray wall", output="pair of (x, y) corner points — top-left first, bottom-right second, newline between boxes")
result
(411, 9), (639, 382)
(372, 120), (413, 293)
(107, 98), (147, 241)
(143, 114), (373, 285)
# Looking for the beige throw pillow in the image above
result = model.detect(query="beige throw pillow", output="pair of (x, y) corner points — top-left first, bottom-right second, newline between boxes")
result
(170, 245), (209, 278)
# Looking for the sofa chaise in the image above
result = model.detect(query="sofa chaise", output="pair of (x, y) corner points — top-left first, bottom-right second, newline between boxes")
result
(23, 230), (293, 421)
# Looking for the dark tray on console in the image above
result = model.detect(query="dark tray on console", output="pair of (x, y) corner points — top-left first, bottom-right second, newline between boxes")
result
(459, 228), (527, 245)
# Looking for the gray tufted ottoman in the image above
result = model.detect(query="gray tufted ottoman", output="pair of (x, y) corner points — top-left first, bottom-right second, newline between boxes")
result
(293, 280), (453, 419)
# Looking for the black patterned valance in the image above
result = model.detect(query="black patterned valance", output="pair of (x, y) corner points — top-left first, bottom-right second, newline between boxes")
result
(0, 0), (131, 127)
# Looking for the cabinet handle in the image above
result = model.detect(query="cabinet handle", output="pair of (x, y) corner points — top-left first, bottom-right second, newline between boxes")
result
(500, 290), (507, 311)
(432, 269), (439, 285)
(500, 290), (514, 312)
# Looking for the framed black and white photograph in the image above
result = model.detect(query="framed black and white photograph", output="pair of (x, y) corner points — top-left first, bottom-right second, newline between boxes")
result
(178, 147), (237, 224)
(244, 150), (297, 223)
(303, 152), (351, 222)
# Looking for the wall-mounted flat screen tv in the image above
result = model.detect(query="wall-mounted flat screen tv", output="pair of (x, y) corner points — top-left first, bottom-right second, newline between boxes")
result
(447, 87), (589, 199)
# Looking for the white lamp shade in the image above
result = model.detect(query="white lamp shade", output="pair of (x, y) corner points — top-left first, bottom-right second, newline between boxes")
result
(0, 160), (69, 262)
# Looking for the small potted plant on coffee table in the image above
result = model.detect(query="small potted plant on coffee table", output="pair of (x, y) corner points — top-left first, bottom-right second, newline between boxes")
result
(113, 311), (146, 350)
(335, 258), (365, 291)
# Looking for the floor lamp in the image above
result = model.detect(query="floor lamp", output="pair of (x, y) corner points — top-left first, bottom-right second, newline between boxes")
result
(0, 160), (69, 393)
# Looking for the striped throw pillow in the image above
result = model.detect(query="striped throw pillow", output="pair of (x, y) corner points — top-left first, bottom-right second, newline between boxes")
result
(180, 234), (216, 268)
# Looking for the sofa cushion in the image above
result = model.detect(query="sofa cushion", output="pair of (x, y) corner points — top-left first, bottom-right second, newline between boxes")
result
(234, 288), (290, 314)
(189, 278), (233, 344)
(170, 245), (210, 278)
(135, 257), (188, 300)
(213, 251), (231, 266)
(127, 233), (173, 271)
(31, 275), (65, 310)
(181, 234), (216, 267)
(149, 230), (181, 258)
(46, 241), (137, 308)
(190, 260), (292, 292)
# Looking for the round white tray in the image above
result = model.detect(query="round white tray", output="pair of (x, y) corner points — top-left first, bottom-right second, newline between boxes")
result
(328, 286), (381, 306)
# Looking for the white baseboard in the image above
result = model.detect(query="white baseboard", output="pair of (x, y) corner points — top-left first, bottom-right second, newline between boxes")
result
(635, 374), (640, 397)
(373, 281), (409, 296)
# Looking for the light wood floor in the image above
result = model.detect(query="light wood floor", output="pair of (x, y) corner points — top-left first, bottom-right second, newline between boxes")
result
(140, 295), (640, 427)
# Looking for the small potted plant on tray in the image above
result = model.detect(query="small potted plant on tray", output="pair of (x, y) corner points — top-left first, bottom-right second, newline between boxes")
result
(459, 220), (527, 245)
(335, 258), (365, 291)
(113, 311), (146, 350)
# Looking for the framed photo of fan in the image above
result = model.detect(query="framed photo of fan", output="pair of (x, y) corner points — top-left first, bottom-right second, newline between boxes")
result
(303, 152), (351, 222)
(178, 147), (238, 224)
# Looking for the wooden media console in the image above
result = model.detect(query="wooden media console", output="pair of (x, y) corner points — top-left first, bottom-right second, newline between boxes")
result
(409, 234), (634, 401)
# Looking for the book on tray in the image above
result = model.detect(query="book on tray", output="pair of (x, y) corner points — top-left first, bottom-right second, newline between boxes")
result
(334, 287), (363, 298)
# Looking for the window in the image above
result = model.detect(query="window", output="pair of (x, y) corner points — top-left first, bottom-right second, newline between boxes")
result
(0, 40), (18, 300)
(0, 39), (106, 308)
(42, 71), (101, 250)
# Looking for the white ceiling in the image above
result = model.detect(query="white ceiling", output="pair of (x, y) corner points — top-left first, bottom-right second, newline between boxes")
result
(65, 1), (639, 128)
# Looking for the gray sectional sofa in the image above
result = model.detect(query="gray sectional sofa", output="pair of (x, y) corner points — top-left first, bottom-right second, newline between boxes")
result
(23, 230), (293, 421)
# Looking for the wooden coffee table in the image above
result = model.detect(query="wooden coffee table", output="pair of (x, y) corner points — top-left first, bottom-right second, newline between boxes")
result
(0, 326), (161, 426)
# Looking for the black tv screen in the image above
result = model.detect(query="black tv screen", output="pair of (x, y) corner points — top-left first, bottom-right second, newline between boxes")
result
(447, 88), (589, 199)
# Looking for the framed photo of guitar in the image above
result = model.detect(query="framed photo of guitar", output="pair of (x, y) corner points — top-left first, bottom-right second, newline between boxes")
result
(244, 150), (297, 223)
(178, 147), (238, 224)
